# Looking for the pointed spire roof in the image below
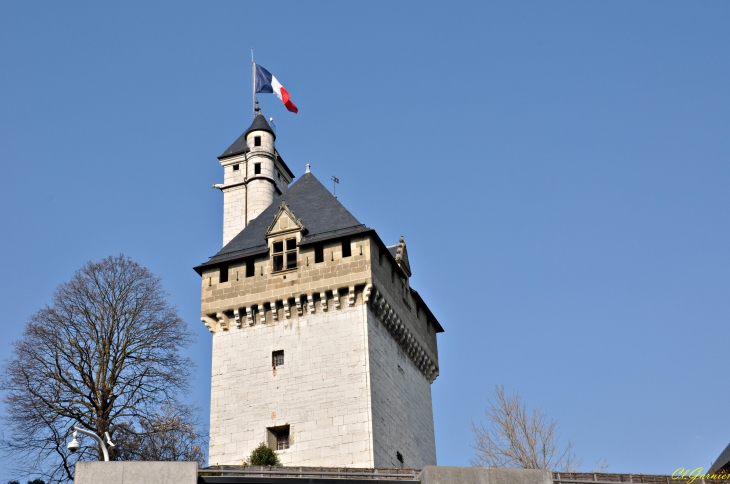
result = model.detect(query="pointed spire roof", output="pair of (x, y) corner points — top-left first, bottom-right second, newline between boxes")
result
(218, 105), (276, 159)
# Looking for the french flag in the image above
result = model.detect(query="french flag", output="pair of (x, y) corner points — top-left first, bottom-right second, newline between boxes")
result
(254, 64), (298, 113)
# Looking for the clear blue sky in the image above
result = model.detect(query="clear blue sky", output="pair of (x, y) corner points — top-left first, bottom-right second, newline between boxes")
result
(1, 1), (728, 480)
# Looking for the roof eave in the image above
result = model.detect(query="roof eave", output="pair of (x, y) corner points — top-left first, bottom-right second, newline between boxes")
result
(298, 226), (372, 247)
(217, 146), (250, 160)
(193, 245), (270, 274)
(276, 152), (295, 179)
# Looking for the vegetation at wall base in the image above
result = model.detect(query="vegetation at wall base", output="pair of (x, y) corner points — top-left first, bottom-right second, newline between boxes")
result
(246, 443), (282, 467)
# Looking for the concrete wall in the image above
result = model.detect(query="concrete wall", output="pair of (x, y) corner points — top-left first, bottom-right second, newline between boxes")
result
(74, 461), (197, 484)
(419, 467), (552, 484)
(208, 304), (376, 467)
(368, 307), (437, 469)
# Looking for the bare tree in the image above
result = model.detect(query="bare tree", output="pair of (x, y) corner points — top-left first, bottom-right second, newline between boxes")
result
(1, 255), (199, 483)
(471, 384), (584, 471)
(113, 402), (205, 464)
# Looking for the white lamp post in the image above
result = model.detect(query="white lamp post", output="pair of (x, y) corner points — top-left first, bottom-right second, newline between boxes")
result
(67, 426), (116, 461)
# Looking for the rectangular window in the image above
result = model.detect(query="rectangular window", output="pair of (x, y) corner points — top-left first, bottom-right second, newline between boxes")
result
(246, 259), (255, 278)
(277, 431), (289, 450)
(219, 263), (228, 283)
(267, 425), (290, 451)
(314, 244), (324, 263)
(273, 239), (297, 271)
(254, 136), (261, 147)
(273, 241), (284, 271)
(285, 239), (297, 269)
(232, 164), (239, 171)
(342, 238), (351, 258)
(272, 350), (284, 367)
(286, 252), (297, 269)
(254, 163), (261, 175)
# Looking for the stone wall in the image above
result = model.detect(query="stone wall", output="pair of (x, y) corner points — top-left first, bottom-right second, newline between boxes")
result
(208, 304), (376, 467)
(368, 307), (437, 469)
(200, 234), (372, 326)
(368, 244), (439, 361)
(204, 230), (440, 468)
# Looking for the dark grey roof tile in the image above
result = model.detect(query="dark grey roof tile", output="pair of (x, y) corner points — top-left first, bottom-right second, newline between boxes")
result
(195, 172), (368, 271)
(218, 113), (276, 160)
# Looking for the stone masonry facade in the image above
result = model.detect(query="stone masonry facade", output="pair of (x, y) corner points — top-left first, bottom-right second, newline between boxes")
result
(201, 230), (440, 468)
(209, 304), (374, 467)
(200, 115), (442, 469)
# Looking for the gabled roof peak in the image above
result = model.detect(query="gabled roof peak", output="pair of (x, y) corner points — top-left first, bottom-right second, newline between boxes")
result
(265, 201), (306, 238)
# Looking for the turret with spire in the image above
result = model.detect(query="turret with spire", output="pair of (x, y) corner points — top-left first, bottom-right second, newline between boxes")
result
(215, 101), (294, 246)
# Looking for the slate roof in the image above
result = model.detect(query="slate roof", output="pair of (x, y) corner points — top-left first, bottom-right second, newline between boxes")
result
(218, 113), (276, 160)
(711, 442), (730, 473)
(195, 172), (369, 271)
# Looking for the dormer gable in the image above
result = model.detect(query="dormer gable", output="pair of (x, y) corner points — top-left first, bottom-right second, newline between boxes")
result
(265, 202), (306, 239)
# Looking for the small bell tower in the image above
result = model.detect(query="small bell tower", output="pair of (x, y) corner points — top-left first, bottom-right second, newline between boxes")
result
(216, 101), (294, 246)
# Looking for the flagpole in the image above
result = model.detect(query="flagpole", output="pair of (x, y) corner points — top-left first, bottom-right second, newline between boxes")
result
(251, 48), (255, 119)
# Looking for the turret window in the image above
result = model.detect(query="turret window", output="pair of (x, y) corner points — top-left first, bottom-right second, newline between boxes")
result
(254, 163), (261, 175)
(254, 136), (261, 147)
(273, 238), (297, 271)
(232, 164), (239, 171)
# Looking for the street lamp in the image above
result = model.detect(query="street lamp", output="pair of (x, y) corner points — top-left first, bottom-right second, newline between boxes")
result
(67, 426), (116, 461)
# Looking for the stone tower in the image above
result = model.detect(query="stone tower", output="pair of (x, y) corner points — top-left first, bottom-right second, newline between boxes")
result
(196, 113), (443, 469)
(216, 102), (294, 246)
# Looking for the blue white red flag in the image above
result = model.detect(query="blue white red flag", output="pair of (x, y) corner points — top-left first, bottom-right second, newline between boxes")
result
(254, 64), (298, 113)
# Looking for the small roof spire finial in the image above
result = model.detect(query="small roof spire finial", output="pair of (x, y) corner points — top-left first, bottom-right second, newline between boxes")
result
(254, 99), (261, 115)
(305, 164), (311, 173)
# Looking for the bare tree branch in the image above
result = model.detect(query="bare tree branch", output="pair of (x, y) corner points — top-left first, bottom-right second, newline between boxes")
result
(1, 255), (202, 483)
(471, 384), (593, 472)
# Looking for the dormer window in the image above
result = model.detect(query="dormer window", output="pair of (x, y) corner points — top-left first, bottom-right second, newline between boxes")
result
(254, 136), (261, 147)
(273, 238), (297, 271)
